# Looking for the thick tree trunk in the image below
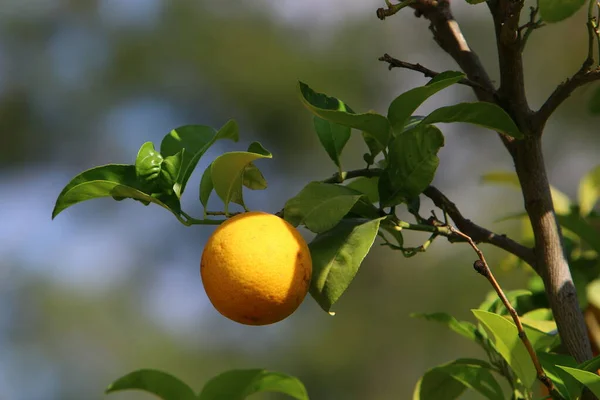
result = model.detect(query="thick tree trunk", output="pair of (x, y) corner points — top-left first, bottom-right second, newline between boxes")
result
(513, 135), (593, 363)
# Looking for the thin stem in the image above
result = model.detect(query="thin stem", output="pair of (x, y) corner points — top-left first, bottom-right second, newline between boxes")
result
(179, 211), (225, 226)
(449, 227), (556, 395)
(378, 54), (496, 95)
(376, 0), (416, 20)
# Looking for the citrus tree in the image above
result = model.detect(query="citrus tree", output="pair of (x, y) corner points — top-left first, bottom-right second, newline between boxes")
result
(52, 0), (600, 399)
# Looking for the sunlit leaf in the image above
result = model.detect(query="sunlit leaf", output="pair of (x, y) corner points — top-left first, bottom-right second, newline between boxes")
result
(209, 142), (272, 214)
(198, 369), (309, 400)
(160, 121), (239, 196)
(472, 309), (537, 388)
(557, 366), (600, 398)
(309, 218), (383, 312)
(105, 369), (196, 400)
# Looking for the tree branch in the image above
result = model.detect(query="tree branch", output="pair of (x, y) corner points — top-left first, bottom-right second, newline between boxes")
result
(450, 227), (556, 395)
(323, 168), (535, 268)
(534, 67), (600, 131)
(423, 186), (537, 270)
(378, 53), (496, 95)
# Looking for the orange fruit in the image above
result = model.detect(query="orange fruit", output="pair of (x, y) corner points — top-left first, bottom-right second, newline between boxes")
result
(200, 211), (312, 325)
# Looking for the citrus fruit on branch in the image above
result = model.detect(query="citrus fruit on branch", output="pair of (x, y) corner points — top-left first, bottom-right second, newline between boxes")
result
(201, 211), (313, 325)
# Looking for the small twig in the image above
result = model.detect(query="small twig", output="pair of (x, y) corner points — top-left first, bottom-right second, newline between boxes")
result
(376, 0), (416, 20)
(205, 211), (242, 217)
(322, 168), (383, 184)
(379, 53), (496, 95)
(449, 226), (555, 394)
(534, 0), (600, 130)
(519, 6), (545, 52)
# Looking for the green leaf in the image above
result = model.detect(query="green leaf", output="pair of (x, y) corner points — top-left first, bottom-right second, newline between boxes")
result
(346, 177), (380, 203)
(579, 164), (600, 216)
(414, 359), (503, 400)
(309, 218), (383, 312)
(199, 165), (214, 212)
(472, 309), (537, 388)
(379, 125), (444, 207)
(242, 163), (268, 190)
(284, 182), (366, 234)
(421, 102), (523, 139)
(579, 353), (600, 372)
(160, 120), (239, 196)
(557, 211), (600, 254)
(105, 369), (196, 400)
(198, 369), (309, 400)
(522, 323), (560, 352)
(387, 71), (464, 134)
(210, 141), (272, 214)
(413, 366), (467, 400)
(298, 81), (391, 147)
(538, 353), (581, 400)
(557, 366), (600, 398)
(438, 359), (504, 400)
(313, 116), (351, 170)
(539, 0), (586, 23)
(478, 289), (532, 315)
(464, 0), (486, 4)
(52, 164), (181, 219)
(135, 142), (183, 194)
(410, 312), (480, 343)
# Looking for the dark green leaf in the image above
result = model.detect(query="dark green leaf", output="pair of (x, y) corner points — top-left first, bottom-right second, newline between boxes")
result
(410, 312), (480, 343)
(578, 353), (600, 372)
(387, 71), (464, 134)
(472, 309), (537, 388)
(413, 367), (467, 400)
(557, 366), (600, 398)
(284, 182), (366, 233)
(313, 116), (351, 170)
(578, 164), (600, 216)
(198, 369), (308, 400)
(210, 141), (272, 214)
(379, 125), (444, 207)
(362, 131), (385, 161)
(160, 120), (239, 196)
(105, 369), (196, 400)
(309, 218), (383, 312)
(421, 102), (523, 139)
(539, 0), (586, 23)
(199, 164), (214, 212)
(538, 352), (581, 400)
(464, 0), (486, 4)
(346, 177), (380, 203)
(298, 81), (391, 147)
(437, 359), (504, 400)
(52, 165), (181, 219)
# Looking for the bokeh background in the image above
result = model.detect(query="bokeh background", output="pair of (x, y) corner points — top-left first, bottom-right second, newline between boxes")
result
(1, 1), (599, 399)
